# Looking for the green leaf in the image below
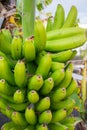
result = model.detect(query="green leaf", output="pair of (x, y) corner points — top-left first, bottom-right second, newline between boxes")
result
(36, 0), (53, 11)
(70, 92), (84, 112)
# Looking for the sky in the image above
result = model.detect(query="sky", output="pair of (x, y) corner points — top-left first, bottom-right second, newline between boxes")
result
(38, 0), (87, 24)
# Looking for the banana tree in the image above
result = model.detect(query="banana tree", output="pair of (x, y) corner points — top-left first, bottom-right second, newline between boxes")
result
(16, 0), (53, 40)
(22, 0), (35, 40)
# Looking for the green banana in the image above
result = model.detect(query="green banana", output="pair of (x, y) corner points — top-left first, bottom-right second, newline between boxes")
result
(25, 105), (37, 125)
(51, 50), (73, 62)
(51, 61), (65, 72)
(0, 92), (15, 103)
(6, 106), (14, 118)
(62, 5), (77, 28)
(66, 78), (78, 97)
(35, 50), (47, 65)
(28, 90), (39, 103)
(36, 124), (48, 130)
(36, 97), (50, 112)
(36, 53), (52, 79)
(65, 124), (75, 130)
(0, 51), (10, 63)
(51, 98), (75, 110)
(1, 121), (19, 130)
(53, 4), (65, 30)
(39, 110), (52, 124)
(34, 19), (46, 52)
(7, 55), (17, 69)
(45, 33), (87, 52)
(28, 74), (43, 91)
(0, 56), (15, 85)
(65, 62), (74, 71)
(9, 102), (28, 112)
(0, 51), (16, 69)
(49, 123), (68, 130)
(40, 77), (54, 95)
(13, 89), (26, 104)
(36, 51), (65, 72)
(51, 108), (67, 123)
(50, 87), (66, 103)
(0, 79), (17, 96)
(2, 29), (12, 43)
(14, 60), (26, 88)
(23, 38), (35, 62)
(0, 98), (7, 110)
(46, 16), (53, 32)
(0, 97), (28, 111)
(47, 27), (85, 40)
(0, 29), (12, 54)
(11, 111), (28, 126)
(69, 50), (77, 60)
(59, 63), (73, 88)
(11, 36), (22, 60)
(50, 69), (65, 87)
(60, 116), (76, 124)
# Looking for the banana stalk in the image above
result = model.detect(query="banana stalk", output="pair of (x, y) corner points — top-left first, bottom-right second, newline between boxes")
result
(22, 0), (35, 40)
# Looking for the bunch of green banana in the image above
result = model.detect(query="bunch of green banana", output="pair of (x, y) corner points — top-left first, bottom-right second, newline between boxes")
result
(0, 4), (87, 130)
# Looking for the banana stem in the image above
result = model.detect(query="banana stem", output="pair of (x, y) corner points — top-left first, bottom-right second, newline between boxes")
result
(81, 66), (87, 105)
(22, 0), (35, 40)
